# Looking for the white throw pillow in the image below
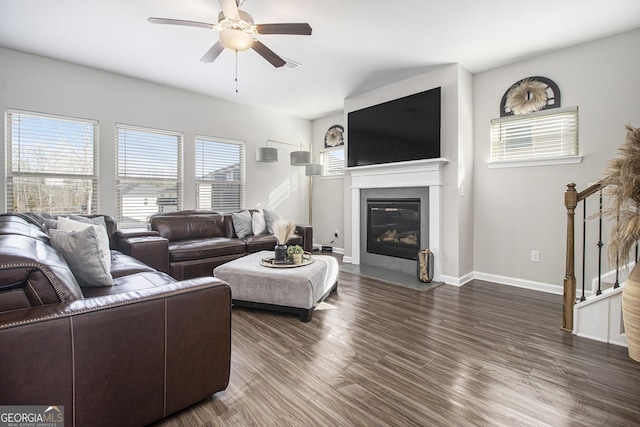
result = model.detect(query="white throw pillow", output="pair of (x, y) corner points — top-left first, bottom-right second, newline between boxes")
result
(252, 210), (267, 235)
(57, 216), (111, 273)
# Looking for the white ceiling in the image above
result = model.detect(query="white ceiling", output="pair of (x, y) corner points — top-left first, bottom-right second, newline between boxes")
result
(1, 0), (639, 120)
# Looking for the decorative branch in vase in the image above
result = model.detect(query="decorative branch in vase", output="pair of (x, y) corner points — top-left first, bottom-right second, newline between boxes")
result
(273, 219), (295, 262)
(602, 125), (640, 362)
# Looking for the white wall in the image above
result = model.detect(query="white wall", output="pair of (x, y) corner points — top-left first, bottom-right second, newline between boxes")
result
(0, 47), (312, 225)
(473, 29), (640, 290)
(311, 112), (345, 250)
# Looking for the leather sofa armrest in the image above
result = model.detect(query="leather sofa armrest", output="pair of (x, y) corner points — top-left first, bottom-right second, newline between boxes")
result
(115, 232), (169, 273)
(0, 277), (231, 426)
(115, 229), (160, 239)
(296, 224), (313, 252)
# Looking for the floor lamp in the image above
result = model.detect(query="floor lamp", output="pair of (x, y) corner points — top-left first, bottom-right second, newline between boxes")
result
(305, 163), (322, 226)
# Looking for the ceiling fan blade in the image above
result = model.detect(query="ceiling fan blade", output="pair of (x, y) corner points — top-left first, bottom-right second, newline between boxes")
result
(147, 17), (214, 30)
(252, 40), (286, 68)
(256, 23), (312, 35)
(219, 0), (240, 21)
(200, 41), (225, 63)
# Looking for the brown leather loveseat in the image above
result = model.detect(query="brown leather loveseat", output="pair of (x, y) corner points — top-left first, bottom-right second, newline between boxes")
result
(0, 213), (231, 427)
(149, 210), (313, 280)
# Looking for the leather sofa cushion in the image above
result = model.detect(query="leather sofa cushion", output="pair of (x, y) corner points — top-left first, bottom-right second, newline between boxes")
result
(244, 233), (303, 253)
(152, 213), (227, 242)
(168, 238), (246, 262)
(81, 271), (177, 298)
(244, 234), (277, 253)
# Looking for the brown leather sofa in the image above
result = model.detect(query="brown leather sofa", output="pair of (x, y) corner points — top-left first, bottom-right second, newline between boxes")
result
(0, 213), (231, 427)
(149, 210), (313, 280)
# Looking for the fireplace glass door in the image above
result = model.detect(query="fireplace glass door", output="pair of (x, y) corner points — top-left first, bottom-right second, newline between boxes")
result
(367, 198), (420, 260)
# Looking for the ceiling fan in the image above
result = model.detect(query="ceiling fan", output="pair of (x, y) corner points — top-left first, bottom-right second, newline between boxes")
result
(148, 0), (312, 68)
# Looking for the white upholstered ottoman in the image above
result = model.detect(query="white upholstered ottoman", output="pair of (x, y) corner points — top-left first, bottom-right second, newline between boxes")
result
(213, 250), (339, 321)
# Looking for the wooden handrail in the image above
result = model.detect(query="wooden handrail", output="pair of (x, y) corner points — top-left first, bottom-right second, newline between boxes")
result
(577, 181), (604, 202)
(562, 180), (605, 331)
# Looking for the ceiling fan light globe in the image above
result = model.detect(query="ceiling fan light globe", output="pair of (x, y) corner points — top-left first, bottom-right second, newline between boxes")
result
(220, 28), (253, 51)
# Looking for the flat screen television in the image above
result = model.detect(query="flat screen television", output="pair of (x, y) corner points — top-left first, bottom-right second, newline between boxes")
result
(347, 87), (441, 167)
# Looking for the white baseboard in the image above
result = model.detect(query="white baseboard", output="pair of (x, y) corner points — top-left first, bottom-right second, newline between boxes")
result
(440, 272), (474, 287)
(473, 272), (562, 295)
(335, 260), (562, 295)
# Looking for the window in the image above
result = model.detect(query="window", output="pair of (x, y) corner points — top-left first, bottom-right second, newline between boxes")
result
(322, 147), (345, 176)
(490, 106), (579, 165)
(6, 109), (98, 214)
(116, 124), (182, 226)
(195, 136), (244, 212)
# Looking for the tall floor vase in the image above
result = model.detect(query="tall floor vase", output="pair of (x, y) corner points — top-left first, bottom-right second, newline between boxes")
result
(622, 264), (640, 362)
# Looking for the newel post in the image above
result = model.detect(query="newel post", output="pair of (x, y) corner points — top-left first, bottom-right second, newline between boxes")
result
(563, 183), (578, 331)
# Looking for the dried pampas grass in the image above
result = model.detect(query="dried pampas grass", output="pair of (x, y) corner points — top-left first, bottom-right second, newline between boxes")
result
(273, 219), (295, 245)
(603, 125), (640, 266)
(505, 79), (549, 116)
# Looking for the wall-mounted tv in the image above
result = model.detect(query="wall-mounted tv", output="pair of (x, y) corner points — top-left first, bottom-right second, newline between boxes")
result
(347, 87), (441, 167)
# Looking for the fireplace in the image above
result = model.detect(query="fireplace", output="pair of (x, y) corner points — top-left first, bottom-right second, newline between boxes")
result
(367, 198), (420, 260)
(348, 158), (447, 280)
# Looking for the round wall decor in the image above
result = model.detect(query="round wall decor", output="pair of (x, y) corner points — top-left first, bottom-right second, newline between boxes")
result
(324, 124), (344, 148)
(500, 76), (560, 117)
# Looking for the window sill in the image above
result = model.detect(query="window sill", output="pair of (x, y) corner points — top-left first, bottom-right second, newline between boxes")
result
(487, 156), (583, 169)
(319, 174), (344, 180)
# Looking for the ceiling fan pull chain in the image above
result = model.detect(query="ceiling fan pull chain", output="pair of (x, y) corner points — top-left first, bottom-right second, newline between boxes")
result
(235, 50), (239, 93)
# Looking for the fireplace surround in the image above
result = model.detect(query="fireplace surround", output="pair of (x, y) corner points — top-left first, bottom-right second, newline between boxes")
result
(348, 158), (447, 281)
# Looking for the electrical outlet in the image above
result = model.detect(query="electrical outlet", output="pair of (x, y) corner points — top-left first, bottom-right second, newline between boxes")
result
(334, 229), (339, 238)
(531, 250), (540, 263)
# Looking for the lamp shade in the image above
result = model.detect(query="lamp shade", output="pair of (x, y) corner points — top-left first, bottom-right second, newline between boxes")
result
(219, 28), (254, 52)
(256, 146), (278, 162)
(305, 163), (323, 176)
(290, 150), (311, 166)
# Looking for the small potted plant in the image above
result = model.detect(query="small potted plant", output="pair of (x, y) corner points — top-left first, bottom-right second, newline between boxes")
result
(287, 244), (304, 264)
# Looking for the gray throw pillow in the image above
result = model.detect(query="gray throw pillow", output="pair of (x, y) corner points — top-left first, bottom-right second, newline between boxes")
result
(231, 210), (253, 239)
(49, 227), (114, 287)
(58, 216), (111, 273)
(263, 209), (281, 234)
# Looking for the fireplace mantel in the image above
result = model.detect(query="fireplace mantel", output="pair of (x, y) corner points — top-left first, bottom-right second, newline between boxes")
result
(348, 158), (448, 189)
(347, 158), (448, 281)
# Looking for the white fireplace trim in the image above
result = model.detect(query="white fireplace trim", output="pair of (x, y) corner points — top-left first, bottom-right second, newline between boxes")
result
(347, 158), (449, 282)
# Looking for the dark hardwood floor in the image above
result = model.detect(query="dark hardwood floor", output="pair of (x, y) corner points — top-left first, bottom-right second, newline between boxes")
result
(154, 271), (640, 426)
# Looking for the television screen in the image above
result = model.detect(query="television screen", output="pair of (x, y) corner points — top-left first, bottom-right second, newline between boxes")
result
(347, 87), (441, 167)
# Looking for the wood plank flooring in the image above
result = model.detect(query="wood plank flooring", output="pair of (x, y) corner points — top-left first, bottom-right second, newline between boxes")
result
(154, 272), (640, 426)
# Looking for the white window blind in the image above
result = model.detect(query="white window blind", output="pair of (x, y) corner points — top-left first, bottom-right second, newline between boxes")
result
(116, 124), (182, 226)
(6, 109), (98, 214)
(195, 136), (244, 212)
(322, 147), (345, 176)
(490, 107), (578, 163)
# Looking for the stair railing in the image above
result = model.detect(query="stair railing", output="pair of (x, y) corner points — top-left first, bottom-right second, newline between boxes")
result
(563, 181), (610, 331)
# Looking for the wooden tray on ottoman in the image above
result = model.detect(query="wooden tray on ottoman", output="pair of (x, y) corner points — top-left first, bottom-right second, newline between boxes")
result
(260, 254), (314, 268)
